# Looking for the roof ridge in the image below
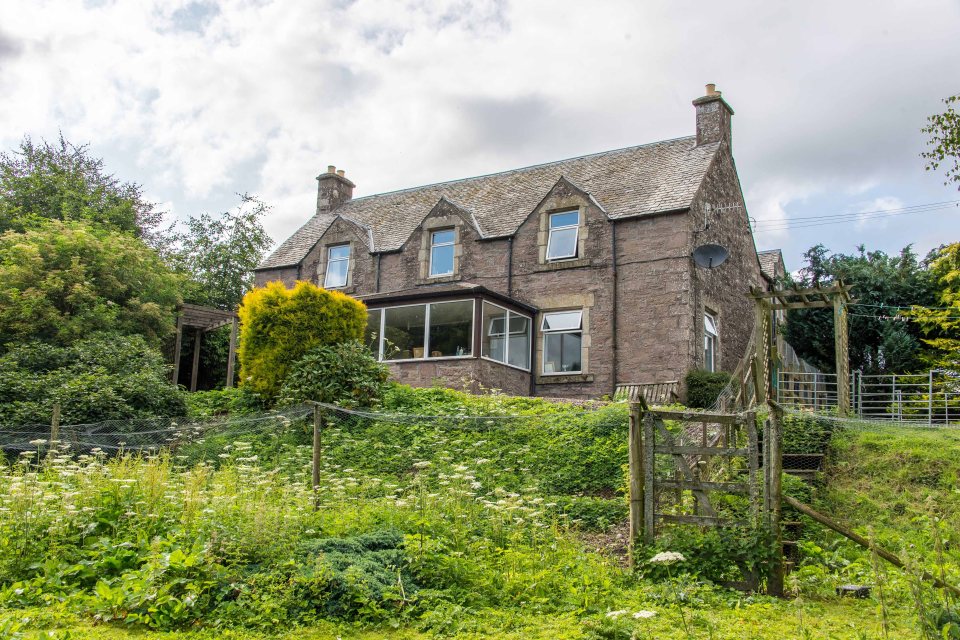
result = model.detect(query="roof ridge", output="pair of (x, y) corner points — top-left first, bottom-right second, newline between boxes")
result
(345, 135), (699, 203)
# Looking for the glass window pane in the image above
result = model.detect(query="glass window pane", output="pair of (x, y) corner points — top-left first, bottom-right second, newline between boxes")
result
(328, 245), (350, 260)
(383, 305), (426, 360)
(428, 300), (473, 357)
(430, 243), (455, 276)
(432, 229), (455, 245)
(544, 332), (581, 374)
(507, 315), (530, 369)
(365, 309), (381, 358)
(325, 256), (349, 288)
(482, 302), (507, 362)
(549, 210), (579, 228)
(546, 226), (578, 259)
(705, 313), (718, 336)
(704, 335), (715, 372)
(542, 310), (582, 332)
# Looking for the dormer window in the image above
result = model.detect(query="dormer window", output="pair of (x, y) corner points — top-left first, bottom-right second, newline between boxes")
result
(429, 229), (455, 277)
(323, 244), (350, 288)
(546, 210), (579, 260)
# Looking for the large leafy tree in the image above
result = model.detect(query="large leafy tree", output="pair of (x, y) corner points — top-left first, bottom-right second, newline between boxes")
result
(784, 244), (938, 374)
(922, 95), (960, 191)
(173, 194), (273, 310)
(906, 242), (960, 370)
(0, 221), (183, 351)
(0, 135), (166, 245)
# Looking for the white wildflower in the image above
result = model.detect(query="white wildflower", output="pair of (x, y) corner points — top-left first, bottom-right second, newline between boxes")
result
(649, 551), (686, 564)
(29, 439), (47, 446)
(605, 609), (628, 618)
(412, 461), (431, 469)
(633, 610), (657, 619)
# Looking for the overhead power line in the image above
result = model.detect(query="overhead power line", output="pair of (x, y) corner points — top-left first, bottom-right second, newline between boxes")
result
(751, 200), (959, 233)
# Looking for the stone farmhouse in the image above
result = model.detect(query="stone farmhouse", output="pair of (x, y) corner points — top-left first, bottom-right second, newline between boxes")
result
(255, 85), (776, 400)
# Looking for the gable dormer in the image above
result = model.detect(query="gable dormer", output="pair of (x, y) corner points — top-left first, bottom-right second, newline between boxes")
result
(412, 197), (483, 284)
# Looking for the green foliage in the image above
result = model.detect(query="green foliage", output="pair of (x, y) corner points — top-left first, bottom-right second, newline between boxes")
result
(780, 411), (835, 455)
(0, 220), (182, 350)
(784, 243), (938, 373)
(922, 94), (960, 191)
(0, 334), (186, 425)
(639, 526), (776, 585)
(684, 370), (731, 408)
(237, 281), (367, 399)
(185, 387), (266, 419)
(0, 135), (163, 241)
(905, 242), (960, 370)
(171, 195), (273, 312)
(280, 341), (390, 409)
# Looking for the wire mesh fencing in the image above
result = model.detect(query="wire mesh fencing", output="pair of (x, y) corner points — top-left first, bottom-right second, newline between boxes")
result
(0, 404), (314, 466)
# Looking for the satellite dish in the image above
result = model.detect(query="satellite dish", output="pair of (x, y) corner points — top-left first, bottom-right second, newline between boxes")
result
(692, 244), (729, 269)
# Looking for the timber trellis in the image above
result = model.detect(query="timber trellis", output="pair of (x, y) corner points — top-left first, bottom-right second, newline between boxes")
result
(628, 400), (785, 595)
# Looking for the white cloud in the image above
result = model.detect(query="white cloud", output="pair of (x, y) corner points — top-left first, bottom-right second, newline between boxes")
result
(0, 0), (958, 260)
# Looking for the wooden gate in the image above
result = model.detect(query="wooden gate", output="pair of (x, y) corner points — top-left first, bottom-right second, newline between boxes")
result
(628, 401), (785, 594)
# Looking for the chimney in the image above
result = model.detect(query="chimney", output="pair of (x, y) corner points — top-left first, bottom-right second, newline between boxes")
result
(692, 84), (734, 148)
(316, 164), (356, 213)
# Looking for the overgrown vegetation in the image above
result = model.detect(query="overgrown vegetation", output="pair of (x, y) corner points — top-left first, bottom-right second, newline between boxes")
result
(684, 370), (731, 408)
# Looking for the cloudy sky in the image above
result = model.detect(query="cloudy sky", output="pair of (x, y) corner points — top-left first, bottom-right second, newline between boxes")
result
(1, 0), (958, 271)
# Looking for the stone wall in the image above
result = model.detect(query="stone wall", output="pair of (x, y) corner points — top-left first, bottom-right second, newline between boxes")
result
(386, 357), (530, 396)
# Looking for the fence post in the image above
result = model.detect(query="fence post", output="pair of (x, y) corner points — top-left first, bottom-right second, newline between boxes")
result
(642, 411), (656, 545)
(312, 403), (323, 511)
(50, 403), (61, 445)
(628, 401), (644, 569)
(766, 400), (785, 597)
(929, 370), (934, 427)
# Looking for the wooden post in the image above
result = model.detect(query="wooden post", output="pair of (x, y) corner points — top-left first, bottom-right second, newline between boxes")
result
(784, 495), (960, 598)
(628, 401), (644, 568)
(190, 328), (202, 392)
(745, 411), (760, 522)
(642, 411), (656, 545)
(312, 403), (323, 511)
(50, 403), (61, 444)
(753, 301), (769, 404)
(834, 296), (850, 417)
(766, 400), (785, 597)
(172, 313), (184, 385)
(226, 317), (238, 389)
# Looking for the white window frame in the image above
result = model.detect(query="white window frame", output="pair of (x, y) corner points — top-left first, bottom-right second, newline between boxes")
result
(704, 311), (718, 372)
(371, 299), (476, 362)
(429, 229), (456, 277)
(546, 210), (580, 261)
(540, 310), (583, 375)
(480, 301), (532, 372)
(323, 244), (351, 289)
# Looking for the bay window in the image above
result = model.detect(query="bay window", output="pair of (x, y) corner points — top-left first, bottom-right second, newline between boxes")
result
(367, 300), (474, 361)
(481, 302), (531, 370)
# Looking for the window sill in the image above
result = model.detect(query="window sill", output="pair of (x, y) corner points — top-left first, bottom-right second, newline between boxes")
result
(384, 355), (475, 364)
(534, 258), (592, 272)
(416, 274), (461, 285)
(325, 285), (356, 294)
(480, 356), (532, 373)
(536, 373), (594, 385)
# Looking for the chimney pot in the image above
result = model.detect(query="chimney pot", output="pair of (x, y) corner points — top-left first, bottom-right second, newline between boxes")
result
(337, 169), (345, 177)
(705, 83), (717, 96)
(327, 165), (336, 174)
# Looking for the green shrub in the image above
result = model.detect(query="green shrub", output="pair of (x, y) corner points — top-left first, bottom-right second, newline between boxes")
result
(781, 410), (835, 454)
(237, 281), (367, 400)
(185, 387), (266, 418)
(0, 333), (185, 425)
(685, 369), (731, 408)
(280, 341), (390, 409)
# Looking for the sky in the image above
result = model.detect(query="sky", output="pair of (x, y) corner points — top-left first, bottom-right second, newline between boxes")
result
(1, 0), (958, 272)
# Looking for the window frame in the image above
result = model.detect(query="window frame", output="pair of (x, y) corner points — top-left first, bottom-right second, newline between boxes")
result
(368, 299), (476, 362)
(480, 300), (532, 372)
(704, 311), (718, 373)
(540, 309), (583, 375)
(545, 209), (580, 261)
(428, 228), (456, 278)
(323, 243), (351, 289)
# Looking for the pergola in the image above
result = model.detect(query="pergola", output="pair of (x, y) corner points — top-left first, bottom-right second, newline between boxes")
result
(749, 280), (855, 415)
(171, 304), (239, 391)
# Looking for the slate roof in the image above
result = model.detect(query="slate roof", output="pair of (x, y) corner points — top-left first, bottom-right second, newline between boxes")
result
(758, 249), (784, 282)
(258, 136), (720, 270)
